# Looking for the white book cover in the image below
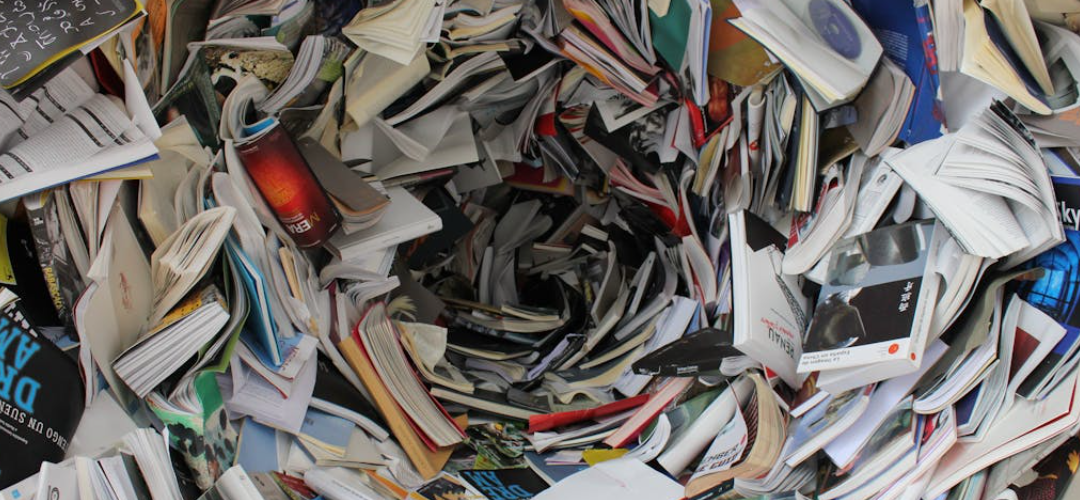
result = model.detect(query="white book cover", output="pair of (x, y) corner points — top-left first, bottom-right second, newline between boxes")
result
(327, 187), (442, 261)
(36, 462), (77, 500)
(729, 210), (811, 388)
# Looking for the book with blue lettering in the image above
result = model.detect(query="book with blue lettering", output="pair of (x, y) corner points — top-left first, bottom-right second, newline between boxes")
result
(1017, 176), (1080, 399)
(0, 297), (84, 489)
(850, 0), (945, 145)
(459, 468), (550, 500)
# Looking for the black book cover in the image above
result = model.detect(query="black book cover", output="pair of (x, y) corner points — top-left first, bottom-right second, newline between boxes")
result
(632, 327), (739, 377)
(583, 104), (668, 176)
(0, 300), (84, 488)
(24, 191), (83, 328)
(6, 217), (61, 327)
(459, 468), (550, 499)
(407, 187), (475, 270)
(312, 353), (386, 430)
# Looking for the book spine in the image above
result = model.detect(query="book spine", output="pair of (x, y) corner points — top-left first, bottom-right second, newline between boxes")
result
(235, 122), (341, 248)
(912, 0), (946, 139)
(914, 2), (941, 99)
(24, 191), (81, 326)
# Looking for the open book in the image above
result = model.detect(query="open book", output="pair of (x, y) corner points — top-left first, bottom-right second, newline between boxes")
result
(885, 102), (1063, 265)
(113, 286), (231, 398)
(729, 0), (883, 110)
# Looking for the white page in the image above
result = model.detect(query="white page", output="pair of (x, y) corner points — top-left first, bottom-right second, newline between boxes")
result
(825, 341), (946, 467)
(533, 458), (683, 500)
(223, 354), (317, 434)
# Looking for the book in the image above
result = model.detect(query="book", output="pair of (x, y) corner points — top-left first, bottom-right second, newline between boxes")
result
(234, 118), (341, 248)
(959, 0), (1052, 114)
(429, 387), (542, 421)
(149, 206), (236, 325)
(123, 428), (185, 500)
(782, 385), (874, 467)
(729, 0), (884, 110)
(326, 187), (442, 262)
(23, 190), (84, 326)
(146, 372), (238, 490)
(1016, 175), (1080, 399)
(799, 220), (944, 376)
(337, 336), (457, 480)
(353, 302), (464, 447)
(885, 102), (1063, 265)
(298, 138), (389, 235)
(0, 298), (84, 489)
(685, 373), (785, 497)
(850, 0), (945, 145)
(0, 1), (143, 94)
(706, 0), (782, 87)
(729, 210), (811, 388)
(531, 458), (683, 499)
(310, 354), (388, 441)
(458, 469), (549, 500)
(113, 286), (231, 398)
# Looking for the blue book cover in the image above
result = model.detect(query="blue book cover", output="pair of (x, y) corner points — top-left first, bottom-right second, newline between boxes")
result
(851, 0), (945, 145)
(299, 408), (355, 452)
(237, 418), (281, 473)
(226, 239), (283, 367)
(954, 385), (979, 429)
(1018, 176), (1080, 397)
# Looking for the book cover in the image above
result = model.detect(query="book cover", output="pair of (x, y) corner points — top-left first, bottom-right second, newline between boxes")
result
(0, 300), (84, 488)
(312, 353), (384, 428)
(147, 372), (238, 490)
(459, 468), (550, 500)
(337, 337), (457, 480)
(153, 52), (222, 150)
(729, 210), (810, 388)
(799, 220), (942, 372)
(0, 0), (141, 90)
(1018, 176), (1080, 394)
(850, 0), (945, 145)
(235, 119), (340, 248)
(1008, 436), (1080, 500)
(23, 191), (83, 328)
(409, 473), (485, 500)
(706, 0), (781, 86)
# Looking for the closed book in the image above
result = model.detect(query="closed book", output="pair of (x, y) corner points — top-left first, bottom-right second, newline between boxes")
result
(0, 299), (84, 488)
(326, 187), (442, 262)
(235, 119), (340, 248)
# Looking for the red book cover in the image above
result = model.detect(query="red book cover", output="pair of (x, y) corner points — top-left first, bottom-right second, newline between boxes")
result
(529, 394), (650, 433)
(235, 120), (341, 248)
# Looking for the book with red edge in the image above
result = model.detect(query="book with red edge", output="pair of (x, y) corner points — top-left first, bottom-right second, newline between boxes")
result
(352, 302), (465, 450)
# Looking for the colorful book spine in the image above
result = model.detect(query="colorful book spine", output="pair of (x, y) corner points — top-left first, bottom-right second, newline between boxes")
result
(235, 120), (340, 248)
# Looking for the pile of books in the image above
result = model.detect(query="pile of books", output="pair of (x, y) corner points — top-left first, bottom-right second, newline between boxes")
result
(7, 0), (1080, 499)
